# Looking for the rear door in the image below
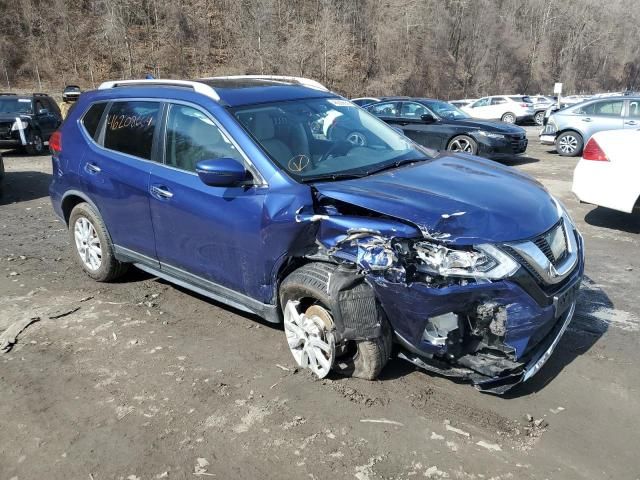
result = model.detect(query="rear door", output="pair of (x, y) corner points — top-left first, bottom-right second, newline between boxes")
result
(80, 99), (161, 261)
(577, 99), (625, 139)
(624, 99), (640, 129)
(367, 101), (401, 124)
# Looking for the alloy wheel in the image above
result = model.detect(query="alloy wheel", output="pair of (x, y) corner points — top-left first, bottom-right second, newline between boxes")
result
(534, 111), (544, 125)
(284, 301), (335, 378)
(558, 135), (578, 154)
(74, 216), (102, 271)
(346, 131), (367, 146)
(502, 113), (516, 124)
(449, 138), (474, 153)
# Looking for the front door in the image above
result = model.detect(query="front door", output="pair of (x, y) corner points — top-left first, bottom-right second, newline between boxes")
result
(465, 97), (492, 119)
(397, 101), (449, 150)
(149, 102), (267, 297)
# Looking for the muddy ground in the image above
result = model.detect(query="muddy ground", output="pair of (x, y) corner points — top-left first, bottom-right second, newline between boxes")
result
(1, 127), (639, 480)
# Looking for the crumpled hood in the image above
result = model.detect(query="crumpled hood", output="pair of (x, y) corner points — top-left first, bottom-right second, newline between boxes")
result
(312, 153), (560, 245)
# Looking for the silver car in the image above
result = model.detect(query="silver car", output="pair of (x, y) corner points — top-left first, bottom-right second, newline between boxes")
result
(540, 96), (640, 156)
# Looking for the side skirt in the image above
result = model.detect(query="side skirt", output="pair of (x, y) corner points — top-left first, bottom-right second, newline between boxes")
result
(114, 245), (280, 324)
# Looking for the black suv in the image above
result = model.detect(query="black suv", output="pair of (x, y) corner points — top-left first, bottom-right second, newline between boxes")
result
(366, 97), (528, 160)
(0, 93), (63, 154)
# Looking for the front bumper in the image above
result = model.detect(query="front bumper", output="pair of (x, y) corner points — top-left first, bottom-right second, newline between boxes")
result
(370, 231), (585, 394)
(540, 134), (556, 145)
(476, 134), (528, 160)
(0, 130), (29, 147)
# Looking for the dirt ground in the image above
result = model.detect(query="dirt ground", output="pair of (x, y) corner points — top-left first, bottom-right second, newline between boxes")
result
(1, 127), (639, 480)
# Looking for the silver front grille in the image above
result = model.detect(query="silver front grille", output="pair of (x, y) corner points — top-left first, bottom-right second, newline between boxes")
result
(503, 217), (578, 285)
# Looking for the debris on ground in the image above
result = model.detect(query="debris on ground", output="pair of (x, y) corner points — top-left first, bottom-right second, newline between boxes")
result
(0, 316), (40, 353)
(48, 306), (81, 319)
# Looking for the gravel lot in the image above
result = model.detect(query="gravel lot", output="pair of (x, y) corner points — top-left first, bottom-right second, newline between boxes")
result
(1, 126), (639, 480)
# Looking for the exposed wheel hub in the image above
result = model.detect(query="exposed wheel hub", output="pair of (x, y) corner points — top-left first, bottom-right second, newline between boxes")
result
(284, 301), (335, 378)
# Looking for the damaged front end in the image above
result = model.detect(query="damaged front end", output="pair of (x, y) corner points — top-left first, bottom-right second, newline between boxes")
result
(298, 193), (584, 394)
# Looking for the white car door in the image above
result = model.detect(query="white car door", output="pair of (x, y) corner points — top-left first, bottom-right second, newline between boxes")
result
(488, 96), (509, 119)
(463, 97), (492, 119)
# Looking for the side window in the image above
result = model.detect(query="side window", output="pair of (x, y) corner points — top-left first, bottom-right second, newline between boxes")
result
(491, 97), (507, 105)
(47, 98), (62, 117)
(628, 100), (640, 118)
(165, 104), (243, 172)
(472, 98), (489, 108)
(399, 102), (427, 119)
(81, 102), (108, 139)
(369, 102), (398, 117)
(104, 101), (160, 160)
(35, 99), (45, 113)
(593, 100), (623, 117)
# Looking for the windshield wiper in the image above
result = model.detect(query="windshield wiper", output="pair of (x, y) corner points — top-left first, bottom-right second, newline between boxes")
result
(301, 172), (368, 183)
(364, 158), (424, 176)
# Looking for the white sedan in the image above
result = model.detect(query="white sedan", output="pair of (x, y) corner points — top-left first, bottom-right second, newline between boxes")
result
(572, 129), (640, 213)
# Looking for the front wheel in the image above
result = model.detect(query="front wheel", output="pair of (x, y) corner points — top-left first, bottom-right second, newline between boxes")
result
(447, 135), (478, 155)
(556, 131), (583, 157)
(279, 262), (392, 380)
(534, 111), (545, 126)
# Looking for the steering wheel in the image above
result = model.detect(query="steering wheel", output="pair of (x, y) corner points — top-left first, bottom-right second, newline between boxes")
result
(318, 140), (355, 163)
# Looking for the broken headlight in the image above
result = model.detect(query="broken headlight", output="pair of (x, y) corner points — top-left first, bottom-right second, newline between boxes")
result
(414, 242), (517, 280)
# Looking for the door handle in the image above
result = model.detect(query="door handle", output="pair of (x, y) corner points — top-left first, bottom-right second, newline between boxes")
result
(150, 185), (174, 199)
(85, 163), (101, 174)
(581, 117), (592, 122)
(625, 120), (638, 126)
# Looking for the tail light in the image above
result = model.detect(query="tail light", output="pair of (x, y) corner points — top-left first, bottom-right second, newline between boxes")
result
(583, 137), (609, 161)
(49, 130), (62, 155)
(520, 103), (530, 108)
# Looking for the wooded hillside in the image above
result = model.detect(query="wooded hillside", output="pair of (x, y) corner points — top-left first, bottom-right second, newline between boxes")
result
(1, 0), (639, 98)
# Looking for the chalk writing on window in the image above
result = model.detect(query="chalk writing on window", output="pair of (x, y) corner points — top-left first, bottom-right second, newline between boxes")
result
(106, 114), (154, 131)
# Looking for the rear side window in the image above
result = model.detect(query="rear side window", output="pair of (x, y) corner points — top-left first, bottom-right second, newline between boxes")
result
(81, 102), (107, 139)
(104, 101), (160, 160)
(369, 102), (398, 116)
(579, 100), (624, 117)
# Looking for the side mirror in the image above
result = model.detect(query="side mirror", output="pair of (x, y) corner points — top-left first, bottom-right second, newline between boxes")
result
(38, 108), (49, 115)
(196, 158), (248, 187)
(420, 113), (436, 123)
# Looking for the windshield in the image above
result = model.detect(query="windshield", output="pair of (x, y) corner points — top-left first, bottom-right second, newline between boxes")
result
(0, 98), (33, 114)
(232, 97), (432, 182)
(422, 100), (470, 120)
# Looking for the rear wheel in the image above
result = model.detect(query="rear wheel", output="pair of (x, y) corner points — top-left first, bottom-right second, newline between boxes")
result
(25, 131), (44, 155)
(68, 202), (129, 282)
(280, 262), (392, 380)
(556, 131), (583, 157)
(447, 135), (478, 155)
(501, 112), (516, 124)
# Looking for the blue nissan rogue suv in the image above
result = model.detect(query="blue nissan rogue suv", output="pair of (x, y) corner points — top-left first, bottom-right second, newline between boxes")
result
(49, 76), (584, 393)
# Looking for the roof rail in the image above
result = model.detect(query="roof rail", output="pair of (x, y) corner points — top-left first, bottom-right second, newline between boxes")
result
(98, 79), (221, 101)
(204, 75), (328, 92)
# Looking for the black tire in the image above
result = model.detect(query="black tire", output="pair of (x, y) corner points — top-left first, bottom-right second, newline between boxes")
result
(555, 131), (583, 157)
(447, 135), (478, 155)
(534, 111), (545, 126)
(279, 262), (392, 380)
(68, 202), (128, 282)
(501, 112), (516, 124)
(24, 131), (45, 155)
